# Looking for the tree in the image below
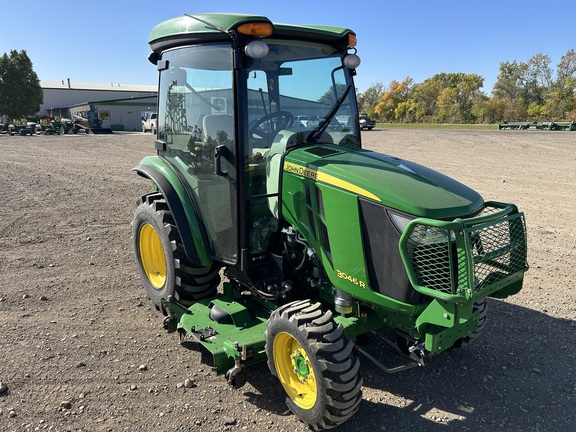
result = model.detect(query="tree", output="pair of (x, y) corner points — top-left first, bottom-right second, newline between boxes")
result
(0, 50), (43, 120)
(556, 49), (576, 82)
(492, 53), (557, 121)
(374, 78), (413, 122)
(407, 78), (442, 122)
(438, 73), (484, 123)
(523, 53), (553, 105)
(407, 73), (484, 123)
(492, 60), (528, 101)
(357, 82), (384, 118)
(471, 95), (505, 124)
(549, 49), (576, 119)
(542, 77), (576, 119)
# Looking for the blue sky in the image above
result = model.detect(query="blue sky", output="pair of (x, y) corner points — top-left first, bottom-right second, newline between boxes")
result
(1, 0), (574, 94)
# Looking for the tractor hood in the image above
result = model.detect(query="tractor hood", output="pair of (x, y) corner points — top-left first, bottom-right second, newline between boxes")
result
(282, 144), (484, 219)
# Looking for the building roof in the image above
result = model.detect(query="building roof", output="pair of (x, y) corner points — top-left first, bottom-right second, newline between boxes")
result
(40, 80), (156, 92)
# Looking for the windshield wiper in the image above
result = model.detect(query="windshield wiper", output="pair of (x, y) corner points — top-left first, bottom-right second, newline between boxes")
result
(306, 84), (352, 143)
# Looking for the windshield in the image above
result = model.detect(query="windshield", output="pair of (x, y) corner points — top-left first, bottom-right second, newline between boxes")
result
(245, 40), (360, 154)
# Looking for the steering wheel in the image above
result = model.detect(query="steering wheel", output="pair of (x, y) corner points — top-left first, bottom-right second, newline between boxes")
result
(249, 111), (294, 147)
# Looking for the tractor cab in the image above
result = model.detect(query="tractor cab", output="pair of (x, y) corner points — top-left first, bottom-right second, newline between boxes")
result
(146, 14), (362, 284)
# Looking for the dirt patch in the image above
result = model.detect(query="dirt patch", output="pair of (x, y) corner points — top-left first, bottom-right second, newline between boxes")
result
(0, 129), (574, 431)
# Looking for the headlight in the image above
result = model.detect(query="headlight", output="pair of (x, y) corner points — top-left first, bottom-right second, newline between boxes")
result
(390, 212), (456, 243)
(389, 212), (414, 233)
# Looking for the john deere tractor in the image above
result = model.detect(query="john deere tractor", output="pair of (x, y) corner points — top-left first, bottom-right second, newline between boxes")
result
(131, 13), (528, 430)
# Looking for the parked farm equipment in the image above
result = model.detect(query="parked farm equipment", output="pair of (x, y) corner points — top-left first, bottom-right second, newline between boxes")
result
(41, 118), (82, 135)
(2, 117), (88, 135)
(3, 119), (38, 135)
(499, 121), (576, 131)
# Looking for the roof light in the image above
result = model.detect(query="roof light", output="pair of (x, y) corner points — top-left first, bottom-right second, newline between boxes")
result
(237, 22), (273, 37)
(343, 54), (361, 69)
(245, 40), (269, 59)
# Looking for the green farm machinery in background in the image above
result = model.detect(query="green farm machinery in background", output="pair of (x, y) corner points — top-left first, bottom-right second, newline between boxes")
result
(499, 120), (576, 131)
(131, 13), (529, 430)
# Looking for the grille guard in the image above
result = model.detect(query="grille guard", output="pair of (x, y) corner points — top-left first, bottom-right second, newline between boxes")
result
(399, 201), (528, 303)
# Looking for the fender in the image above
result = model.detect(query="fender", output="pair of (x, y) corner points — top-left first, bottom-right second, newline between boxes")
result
(133, 156), (212, 267)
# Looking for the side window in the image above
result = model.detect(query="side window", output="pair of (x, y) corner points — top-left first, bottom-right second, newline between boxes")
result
(158, 49), (234, 165)
(157, 45), (238, 263)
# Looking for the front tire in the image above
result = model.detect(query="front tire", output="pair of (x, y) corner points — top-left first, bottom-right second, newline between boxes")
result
(131, 192), (220, 311)
(452, 299), (488, 349)
(265, 300), (363, 430)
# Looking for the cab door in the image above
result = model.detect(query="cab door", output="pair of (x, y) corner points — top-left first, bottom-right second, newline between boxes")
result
(156, 44), (239, 264)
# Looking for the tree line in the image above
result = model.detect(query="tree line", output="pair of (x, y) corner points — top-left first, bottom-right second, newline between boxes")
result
(357, 49), (576, 124)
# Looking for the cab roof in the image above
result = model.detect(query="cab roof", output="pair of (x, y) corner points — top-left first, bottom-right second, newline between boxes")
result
(148, 13), (355, 53)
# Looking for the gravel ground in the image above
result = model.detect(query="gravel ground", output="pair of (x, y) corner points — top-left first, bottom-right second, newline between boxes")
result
(0, 128), (574, 432)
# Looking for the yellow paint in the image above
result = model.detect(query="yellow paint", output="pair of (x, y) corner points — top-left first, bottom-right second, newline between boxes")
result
(138, 223), (167, 289)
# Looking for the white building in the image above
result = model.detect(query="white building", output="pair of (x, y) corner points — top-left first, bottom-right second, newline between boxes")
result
(39, 80), (157, 131)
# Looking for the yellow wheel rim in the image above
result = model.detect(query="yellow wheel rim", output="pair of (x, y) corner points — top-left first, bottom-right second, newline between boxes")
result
(273, 331), (317, 410)
(138, 223), (167, 289)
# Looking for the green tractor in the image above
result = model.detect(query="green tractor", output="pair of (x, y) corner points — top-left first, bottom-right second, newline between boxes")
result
(131, 13), (528, 430)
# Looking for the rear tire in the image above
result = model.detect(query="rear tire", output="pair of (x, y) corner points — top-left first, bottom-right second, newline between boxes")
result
(131, 192), (220, 311)
(265, 300), (363, 430)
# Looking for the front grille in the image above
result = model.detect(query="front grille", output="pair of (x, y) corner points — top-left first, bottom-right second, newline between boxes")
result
(469, 212), (527, 289)
(400, 203), (528, 301)
(409, 227), (454, 294)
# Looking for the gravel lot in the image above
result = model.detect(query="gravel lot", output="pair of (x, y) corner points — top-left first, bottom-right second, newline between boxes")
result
(0, 128), (574, 431)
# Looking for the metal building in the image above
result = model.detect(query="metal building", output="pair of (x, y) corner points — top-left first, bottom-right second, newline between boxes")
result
(39, 80), (157, 131)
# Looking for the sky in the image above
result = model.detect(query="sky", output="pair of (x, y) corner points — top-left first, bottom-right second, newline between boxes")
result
(1, 0), (575, 95)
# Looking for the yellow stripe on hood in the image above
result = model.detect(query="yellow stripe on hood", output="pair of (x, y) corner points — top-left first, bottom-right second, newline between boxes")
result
(283, 161), (381, 202)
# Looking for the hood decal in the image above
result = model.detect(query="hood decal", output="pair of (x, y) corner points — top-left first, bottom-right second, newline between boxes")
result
(283, 161), (382, 202)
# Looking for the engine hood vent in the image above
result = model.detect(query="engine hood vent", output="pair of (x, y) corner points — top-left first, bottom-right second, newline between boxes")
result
(305, 146), (344, 157)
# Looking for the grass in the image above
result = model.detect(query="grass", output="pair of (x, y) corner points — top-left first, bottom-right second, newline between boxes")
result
(375, 123), (497, 131)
